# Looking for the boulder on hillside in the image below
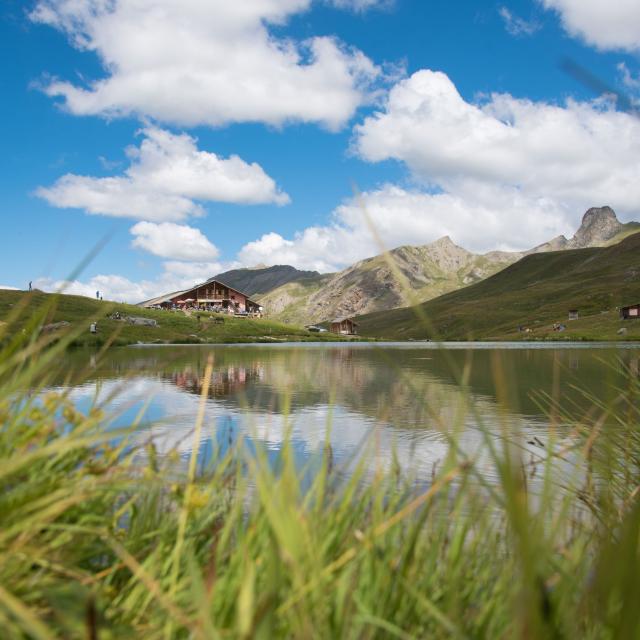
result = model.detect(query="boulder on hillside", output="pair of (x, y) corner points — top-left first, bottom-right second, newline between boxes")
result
(127, 316), (158, 327)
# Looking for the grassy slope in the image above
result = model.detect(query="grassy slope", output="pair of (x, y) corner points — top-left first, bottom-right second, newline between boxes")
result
(357, 232), (640, 341)
(604, 221), (640, 246)
(0, 289), (355, 347)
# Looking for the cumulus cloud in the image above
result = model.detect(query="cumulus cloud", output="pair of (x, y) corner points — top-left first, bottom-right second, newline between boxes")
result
(239, 229), (355, 272)
(34, 258), (232, 303)
(353, 70), (640, 213)
(240, 69), (640, 271)
(130, 222), (219, 261)
(30, 0), (382, 130)
(540, 0), (640, 52)
(238, 184), (571, 271)
(36, 127), (289, 221)
(499, 7), (541, 37)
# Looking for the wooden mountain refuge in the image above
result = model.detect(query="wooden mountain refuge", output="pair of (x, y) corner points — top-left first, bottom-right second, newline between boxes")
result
(330, 317), (358, 335)
(568, 309), (579, 320)
(620, 303), (640, 320)
(139, 278), (263, 315)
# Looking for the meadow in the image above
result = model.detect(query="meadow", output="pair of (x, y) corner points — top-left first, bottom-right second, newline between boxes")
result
(0, 289), (353, 348)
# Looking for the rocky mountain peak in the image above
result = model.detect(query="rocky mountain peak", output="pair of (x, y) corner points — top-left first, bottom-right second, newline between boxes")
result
(581, 205), (617, 226)
(430, 235), (455, 247)
(569, 206), (622, 249)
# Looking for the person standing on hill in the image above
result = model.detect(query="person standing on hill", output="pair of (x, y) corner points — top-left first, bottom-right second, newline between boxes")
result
(96, 290), (100, 300)
(28, 281), (32, 291)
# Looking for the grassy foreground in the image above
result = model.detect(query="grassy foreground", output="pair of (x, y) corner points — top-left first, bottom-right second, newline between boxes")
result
(0, 289), (354, 347)
(1, 316), (640, 638)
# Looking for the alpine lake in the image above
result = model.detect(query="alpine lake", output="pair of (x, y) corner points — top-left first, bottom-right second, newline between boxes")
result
(50, 341), (640, 488)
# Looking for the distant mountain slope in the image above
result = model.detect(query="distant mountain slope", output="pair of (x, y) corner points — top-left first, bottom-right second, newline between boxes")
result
(256, 274), (333, 323)
(257, 236), (516, 325)
(356, 231), (640, 341)
(214, 265), (322, 297)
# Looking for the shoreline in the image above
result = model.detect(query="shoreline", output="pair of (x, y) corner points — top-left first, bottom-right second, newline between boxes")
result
(125, 339), (640, 349)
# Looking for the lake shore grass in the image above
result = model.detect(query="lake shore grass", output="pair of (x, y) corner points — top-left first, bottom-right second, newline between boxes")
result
(1, 313), (640, 638)
(0, 289), (362, 348)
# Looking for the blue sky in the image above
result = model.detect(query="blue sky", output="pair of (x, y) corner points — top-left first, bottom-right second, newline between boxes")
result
(1, 0), (639, 301)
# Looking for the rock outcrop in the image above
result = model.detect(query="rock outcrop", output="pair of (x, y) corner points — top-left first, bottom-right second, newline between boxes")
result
(566, 206), (624, 249)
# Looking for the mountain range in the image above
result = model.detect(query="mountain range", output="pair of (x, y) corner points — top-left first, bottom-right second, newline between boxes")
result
(356, 228), (640, 341)
(215, 207), (639, 325)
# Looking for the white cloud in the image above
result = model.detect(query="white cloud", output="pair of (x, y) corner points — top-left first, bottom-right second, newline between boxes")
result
(353, 70), (640, 213)
(540, 0), (640, 52)
(239, 69), (640, 271)
(160, 260), (238, 281)
(36, 127), (289, 221)
(34, 258), (231, 303)
(237, 183), (571, 271)
(130, 222), (219, 261)
(239, 229), (355, 272)
(328, 0), (392, 11)
(30, 0), (382, 130)
(44, 274), (157, 303)
(0, 285), (19, 291)
(618, 62), (640, 96)
(499, 7), (541, 37)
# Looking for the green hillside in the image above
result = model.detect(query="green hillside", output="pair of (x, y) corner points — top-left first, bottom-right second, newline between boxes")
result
(357, 232), (640, 341)
(0, 290), (353, 347)
(604, 222), (640, 246)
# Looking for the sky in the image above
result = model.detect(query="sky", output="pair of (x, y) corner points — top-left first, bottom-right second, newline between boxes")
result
(1, 0), (639, 301)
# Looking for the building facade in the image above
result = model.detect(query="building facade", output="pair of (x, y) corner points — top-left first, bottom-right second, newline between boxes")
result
(330, 317), (358, 335)
(621, 303), (640, 320)
(140, 279), (262, 315)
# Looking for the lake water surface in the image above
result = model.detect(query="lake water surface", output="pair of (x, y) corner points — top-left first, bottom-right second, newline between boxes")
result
(52, 342), (640, 484)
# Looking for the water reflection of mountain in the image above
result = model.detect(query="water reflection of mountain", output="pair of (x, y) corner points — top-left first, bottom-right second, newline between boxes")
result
(52, 344), (639, 433)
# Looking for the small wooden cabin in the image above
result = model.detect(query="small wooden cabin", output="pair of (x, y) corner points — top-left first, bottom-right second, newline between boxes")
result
(330, 317), (358, 335)
(568, 309), (579, 320)
(620, 303), (640, 320)
(139, 278), (262, 315)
